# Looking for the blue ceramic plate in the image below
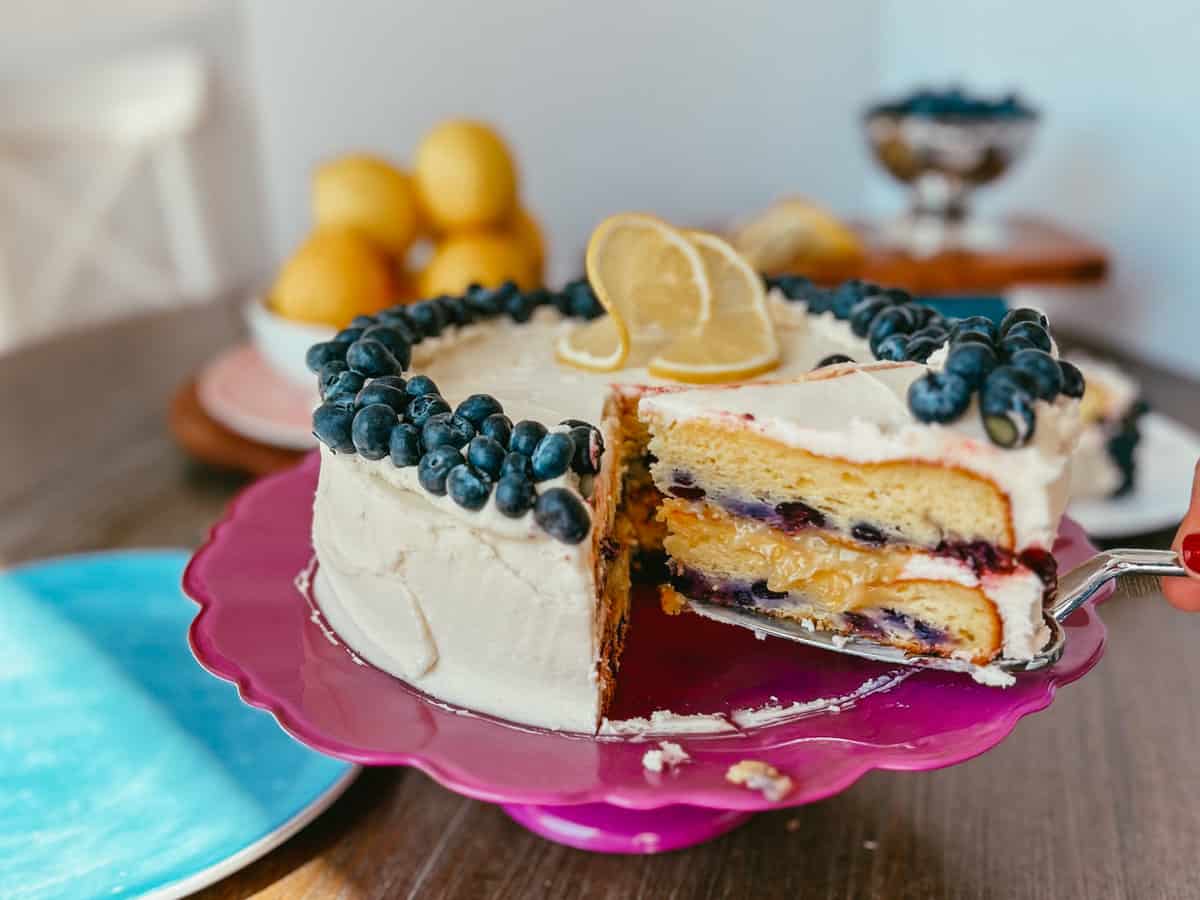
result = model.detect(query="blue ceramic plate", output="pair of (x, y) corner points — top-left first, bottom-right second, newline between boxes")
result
(0, 550), (357, 900)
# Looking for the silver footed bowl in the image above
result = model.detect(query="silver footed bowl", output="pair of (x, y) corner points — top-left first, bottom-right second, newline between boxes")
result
(864, 109), (1038, 223)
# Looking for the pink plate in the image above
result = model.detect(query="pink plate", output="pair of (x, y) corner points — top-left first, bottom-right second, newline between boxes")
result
(185, 453), (1108, 853)
(196, 344), (317, 450)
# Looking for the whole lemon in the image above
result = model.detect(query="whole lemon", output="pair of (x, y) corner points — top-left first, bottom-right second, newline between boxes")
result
(313, 155), (422, 257)
(507, 206), (546, 277)
(414, 120), (518, 232)
(270, 228), (395, 327)
(419, 231), (536, 297)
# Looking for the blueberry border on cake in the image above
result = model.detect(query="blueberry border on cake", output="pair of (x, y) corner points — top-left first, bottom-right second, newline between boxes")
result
(306, 274), (1083, 545)
(765, 276), (1085, 447)
(306, 280), (605, 545)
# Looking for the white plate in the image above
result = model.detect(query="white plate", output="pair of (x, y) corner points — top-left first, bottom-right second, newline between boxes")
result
(1069, 412), (1200, 539)
(196, 343), (318, 450)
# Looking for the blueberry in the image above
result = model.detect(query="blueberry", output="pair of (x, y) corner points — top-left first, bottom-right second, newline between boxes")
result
(904, 336), (941, 363)
(447, 463), (492, 510)
(306, 341), (348, 373)
(510, 420), (548, 456)
(376, 307), (421, 344)
(1009, 348), (1063, 400)
(832, 280), (882, 319)
(406, 393), (451, 427)
(907, 371), (972, 423)
(531, 432), (576, 481)
(868, 305), (918, 354)
(980, 367), (1038, 447)
(351, 404), (398, 460)
(873, 333), (909, 361)
(534, 488), (591, 543)
(565, 424), (603, 475)
(907, 304), (938, 328)
(405, 375), (440, 398)
(409, 300), (447, 338)
(955, 331), (995, 347)
(504, 291), (536, 323)
(439, 296), (474, 327)
(525, 288), (552, 308)
(944, 342), (998, 388)
(322, 370), (366, 405)
(466, 435), (507, 478)
(815, 353), (856, 368)
(848, 295), (895, 338)
(951, 315), (999, 343)
(479, 412), (513, 446)
(1000, 307), (1048, 336)
(800, 286), (836, 314)
(1003, 321), (1053, 353)
(433, 296), (462, 328)
(550, 288), (575, 317)
(417, 446), (464, 495)
(346, 339), (401, 377)
(455, 393), (504, 426)
(998, 335), (1038, 358)
(318, 360), (349, 395)
(370, 374), (407, 390)
(350, 314), (377, 329)
(1059, 360), (1086, 399)
(333, 327), (364, 344)
(563, 279), (604, 319)
(465, 283), (503, 317)
(909, 324), (948, 344)
(495, 472), (536, 517)
(389, 423), (422, 466)
(500, 451), (534, 479)
(312, 402), (357, 452)
(851, 523), (887, 545)
(354, 381), (407, 413)
(361, 326), (412, 370)
(421, 412), (475, 450)
(881, 287), (913, 306)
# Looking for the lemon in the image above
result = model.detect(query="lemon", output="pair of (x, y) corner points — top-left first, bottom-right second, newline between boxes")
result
(418, 231), (535, 297)
(269, 227), (395, 327)
(731, 196), (863, 275)
(647, 230), (780, 383)
(414, 120), (518, 231)
(313, 155), (422, 257)
(507, 206), (546, 277)
(557, 213), (710, 373)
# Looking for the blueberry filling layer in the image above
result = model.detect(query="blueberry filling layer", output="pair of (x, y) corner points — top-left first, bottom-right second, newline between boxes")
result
(668, 564), (952, 649)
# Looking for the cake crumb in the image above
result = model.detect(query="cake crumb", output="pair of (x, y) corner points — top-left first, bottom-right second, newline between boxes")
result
(642, 741), (690, 773)
(863, 839), (878, 851)
(725, 760), (793, 802)
(658, 585), (689, 615)
(831, 634), (848, 649)
(970, 665), (1015, 688)
(800, 618), (816, 632)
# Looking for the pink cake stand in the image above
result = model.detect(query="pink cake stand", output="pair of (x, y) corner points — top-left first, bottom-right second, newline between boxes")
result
(184, 453), (1108, 854)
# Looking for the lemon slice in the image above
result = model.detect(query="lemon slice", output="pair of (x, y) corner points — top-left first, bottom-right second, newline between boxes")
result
(731, 197), (862, 274)
(648, 231), (780, 383)
(558, 213), (711, 372)
(555, 315), (630, 372)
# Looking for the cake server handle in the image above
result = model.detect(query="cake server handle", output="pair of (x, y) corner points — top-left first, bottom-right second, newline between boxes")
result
(1050, 548), (1186, 622)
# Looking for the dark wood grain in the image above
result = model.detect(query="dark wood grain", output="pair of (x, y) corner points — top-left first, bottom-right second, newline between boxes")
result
(4, 303), (1198, 900)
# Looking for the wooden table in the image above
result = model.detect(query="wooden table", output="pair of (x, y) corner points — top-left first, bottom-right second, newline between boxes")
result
(4, 300), (1199, 900)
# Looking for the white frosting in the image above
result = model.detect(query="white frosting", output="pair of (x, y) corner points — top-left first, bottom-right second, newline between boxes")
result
(639, 362), (1081, 550)
(311, 448), (602, 733)
(1069, 423), (1123, 499)
(599, 710), (736, 737)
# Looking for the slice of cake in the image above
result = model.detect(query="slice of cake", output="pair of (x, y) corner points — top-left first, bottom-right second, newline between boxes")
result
(1067, 355), (1147, 500)
(638, 358), (1083, 664)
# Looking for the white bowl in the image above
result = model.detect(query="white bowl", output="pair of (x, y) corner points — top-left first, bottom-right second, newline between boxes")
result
(244, 296), (337, 388)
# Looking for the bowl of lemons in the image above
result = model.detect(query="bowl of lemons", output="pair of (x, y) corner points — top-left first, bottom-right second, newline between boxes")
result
(254, 119), (545, 385)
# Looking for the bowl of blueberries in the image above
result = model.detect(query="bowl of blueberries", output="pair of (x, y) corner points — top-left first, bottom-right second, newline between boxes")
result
(864, 86), (1038, 225)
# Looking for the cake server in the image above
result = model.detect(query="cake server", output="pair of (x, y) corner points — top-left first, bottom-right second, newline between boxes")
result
(688, 548), (1186, 676)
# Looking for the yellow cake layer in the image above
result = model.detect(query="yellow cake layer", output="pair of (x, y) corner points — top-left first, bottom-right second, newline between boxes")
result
(659, 500), (1002, 661)
(645, 416), (1014, 549)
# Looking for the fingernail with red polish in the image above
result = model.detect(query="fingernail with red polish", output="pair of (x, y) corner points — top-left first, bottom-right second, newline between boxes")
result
(1184, 533), (1200, 575)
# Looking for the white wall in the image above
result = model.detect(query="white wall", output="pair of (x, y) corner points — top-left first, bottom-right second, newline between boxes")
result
(243, 0), (881, 283)
(877, 0), (1200, 378)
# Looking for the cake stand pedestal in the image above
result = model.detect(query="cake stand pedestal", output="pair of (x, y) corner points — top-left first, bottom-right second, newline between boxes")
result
(501, 804), (752, 854)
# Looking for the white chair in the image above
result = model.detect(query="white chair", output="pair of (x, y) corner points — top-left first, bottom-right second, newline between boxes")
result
(0, 46), (217, 349)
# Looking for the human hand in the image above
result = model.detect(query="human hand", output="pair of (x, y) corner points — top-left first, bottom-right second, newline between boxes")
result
(1162, 459), (1200, 611)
